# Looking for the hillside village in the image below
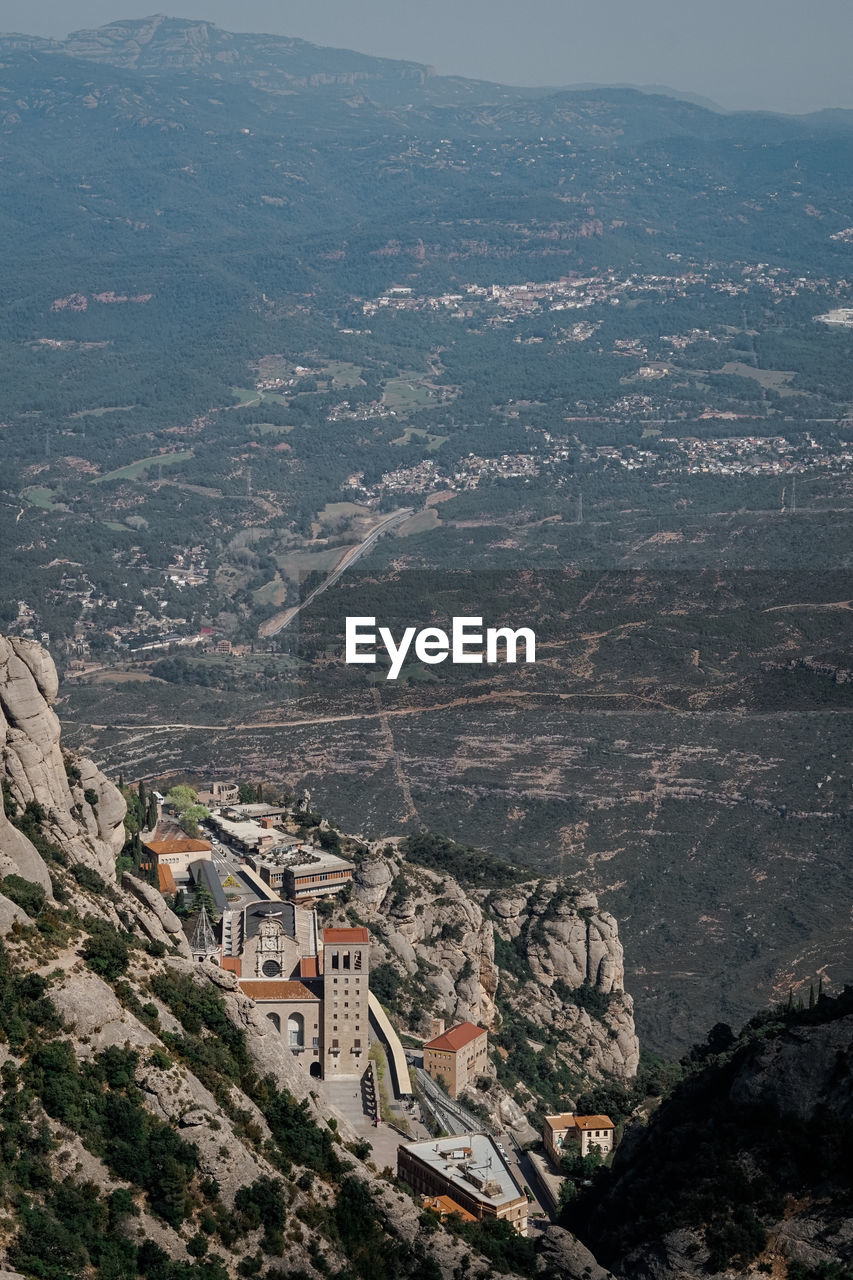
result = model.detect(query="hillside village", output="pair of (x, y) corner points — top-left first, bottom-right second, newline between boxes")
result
(132, 779), (637, 1228)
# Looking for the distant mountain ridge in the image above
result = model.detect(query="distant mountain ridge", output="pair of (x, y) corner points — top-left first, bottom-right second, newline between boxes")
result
(2, 13), (852, 133)
(0, 13), (441, 103)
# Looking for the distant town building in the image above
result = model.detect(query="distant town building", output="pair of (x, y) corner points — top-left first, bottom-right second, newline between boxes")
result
(423, 1021), (488, 1098)
(398, 1135), (528, 1235)
(544, 1112), (616, 1163)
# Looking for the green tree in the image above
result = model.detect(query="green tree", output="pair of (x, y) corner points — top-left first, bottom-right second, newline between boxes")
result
(166, 785), (198, 811)
(180, 804), (209, 838)
(146, 794), (159, 831)
(81, 921), (131, 979)
(0, 874), (46, 918)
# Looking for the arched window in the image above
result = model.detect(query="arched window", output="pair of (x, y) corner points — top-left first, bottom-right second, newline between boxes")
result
(266, 1012), (281, 1032)
(288, 1012), (305, 1048)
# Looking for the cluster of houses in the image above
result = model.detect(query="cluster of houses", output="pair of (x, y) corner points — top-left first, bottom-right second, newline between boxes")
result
(142, 780), (615, 1234)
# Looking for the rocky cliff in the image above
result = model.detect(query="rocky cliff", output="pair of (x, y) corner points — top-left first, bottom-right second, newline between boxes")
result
(0, 635), (621, 1280)
(0, 637), (544, 1280)
(342, 842), (639, 1141)
(1, 636), (124, 884)
(571, 991), (853, 1280)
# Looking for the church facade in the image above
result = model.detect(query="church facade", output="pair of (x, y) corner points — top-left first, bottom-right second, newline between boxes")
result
(223, 900), (370, 1080)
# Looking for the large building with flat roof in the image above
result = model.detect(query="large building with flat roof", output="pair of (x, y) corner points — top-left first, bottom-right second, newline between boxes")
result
(398, 1135), (528, 1235)
(207, 811), (279, 854)
(248, 846), (355, 900)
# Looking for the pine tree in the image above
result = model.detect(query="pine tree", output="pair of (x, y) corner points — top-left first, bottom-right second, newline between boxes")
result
(146, 793), (158, 830)
(808, 983), (816, 1009)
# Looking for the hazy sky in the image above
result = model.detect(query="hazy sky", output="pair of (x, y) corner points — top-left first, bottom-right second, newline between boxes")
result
(4, 0), (852, 114)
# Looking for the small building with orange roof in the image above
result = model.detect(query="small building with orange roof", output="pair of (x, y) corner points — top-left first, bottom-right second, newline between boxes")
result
(423, 1020), (488, 1098)
(544, 1111), (616, 1163)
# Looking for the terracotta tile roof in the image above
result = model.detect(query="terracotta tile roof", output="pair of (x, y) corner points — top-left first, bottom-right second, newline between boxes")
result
(144, 838), (211, 856)
(574, 1114), (614, 1130)
(157, 863), (177, 894)
(424, 1021), (487, 1052)
(239, 980), (319, 1002)
(300, 956), (319, 978)
(422, 1195), (476, 1223)
(545, 1112), (615, 1132)
(221, 956), (242, 976)
(323, 927), (369, 944)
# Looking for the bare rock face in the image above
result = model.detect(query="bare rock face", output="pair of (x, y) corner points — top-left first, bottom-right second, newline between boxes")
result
(0, 636), (125, 886)
(492, 881), (639, 1083)
(122, 871), (184, 934)
(0, 890), (28, 936)
(537, 1226), (615, 1280)
(54, 968), (162, 1056)
(352, 852), (396, 908)
(356, 856), (500, 1028)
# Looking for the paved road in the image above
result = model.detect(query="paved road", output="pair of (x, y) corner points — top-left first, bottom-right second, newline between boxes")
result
(202, 835), (275, 909)
(321, 1074), (428, 1171)
(260, 507), (413, 637)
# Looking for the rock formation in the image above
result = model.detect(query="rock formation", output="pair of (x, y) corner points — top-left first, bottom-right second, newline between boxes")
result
(0, 635), (125, 887)
(347, 846), (640, 1141)
(0, 635), (644, 1277)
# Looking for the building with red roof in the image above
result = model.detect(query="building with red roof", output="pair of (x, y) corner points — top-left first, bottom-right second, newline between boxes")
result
(423, 1020), (489, 1098)
(323, 926), (369, 945)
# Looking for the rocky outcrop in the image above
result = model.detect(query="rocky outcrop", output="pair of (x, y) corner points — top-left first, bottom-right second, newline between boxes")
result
(491, 881), (639, 1081)
(353, 851), (500, 1028)
(122, 871), (184, 934)
(537, 1226), (615, 1280)
(349, 846), (639, 1140)
(0, 636), (125, 888)
(0, 890), (27, 936)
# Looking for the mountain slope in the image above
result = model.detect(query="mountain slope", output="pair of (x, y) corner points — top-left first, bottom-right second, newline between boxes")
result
(568, 992), (853, 1279)
(0, 634), (542, 1279)
(0, 633), (644, 1278)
